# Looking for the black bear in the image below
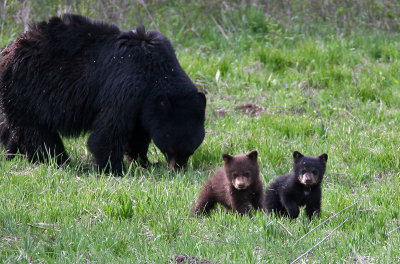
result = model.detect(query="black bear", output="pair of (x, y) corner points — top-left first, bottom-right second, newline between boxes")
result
(0, 14), (206, 175)
(264, 151), (328, 219)
(192, 150), (264, 216)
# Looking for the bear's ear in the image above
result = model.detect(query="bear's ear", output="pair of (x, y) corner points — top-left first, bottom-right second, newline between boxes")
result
(246, 150), (258, 161)
(197, 92), (206, 109)
(156, 94), (171, 110)
(293, 151), (303, 162)
(319, 153), (328, 164)
(222, 153), (233, 164)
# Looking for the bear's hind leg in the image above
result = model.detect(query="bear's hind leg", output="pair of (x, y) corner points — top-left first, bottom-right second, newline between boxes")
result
(250, 190), (263, 211)
(0, 121), (18, 157)
(17, 127), (69, 166)
(193, 199), (216, 215)
(264, 189), (284, 214)
(193, 186), (216, 215)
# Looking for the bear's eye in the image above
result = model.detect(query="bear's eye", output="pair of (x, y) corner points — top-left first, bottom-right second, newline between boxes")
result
(312, 169), (318, 175)
(301, 169), (307, 174)
(243, 172), (250, 177)
(232, 173), (239, 178)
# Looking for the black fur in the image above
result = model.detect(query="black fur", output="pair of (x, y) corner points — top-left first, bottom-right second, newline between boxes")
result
(264, 151), (328, 219)
(0, 14), (206, 174)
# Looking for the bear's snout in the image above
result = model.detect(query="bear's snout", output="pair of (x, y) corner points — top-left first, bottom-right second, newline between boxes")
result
(232, 177), (250, 190)
(299, 172), (317, 185)
(168, 159), (176, 169)
(167, 156), (188, 170)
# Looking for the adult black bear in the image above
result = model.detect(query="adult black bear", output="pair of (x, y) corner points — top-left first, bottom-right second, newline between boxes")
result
(0, 14), (206, 175)
(193, 150), (264, 216)
(264, 151), (328, 219)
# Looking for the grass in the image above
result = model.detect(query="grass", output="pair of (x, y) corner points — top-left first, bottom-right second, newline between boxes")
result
(1, 1), (400, 263)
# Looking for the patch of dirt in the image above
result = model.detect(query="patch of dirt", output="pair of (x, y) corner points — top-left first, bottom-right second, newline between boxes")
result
(353, 255), (373, 264)
(235, 103), (266, 116)
(290, 108), (306, 115)
(213, 108), (227, 117)
(376, 170), (393, 182)
(174, 254), (220, 264)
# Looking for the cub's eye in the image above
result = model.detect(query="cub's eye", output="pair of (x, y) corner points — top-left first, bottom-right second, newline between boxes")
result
(301, 169), (307, 174)
(243, 172), (250, 177)
(232, 173), (239, 178)
(312, 170), (318, 175)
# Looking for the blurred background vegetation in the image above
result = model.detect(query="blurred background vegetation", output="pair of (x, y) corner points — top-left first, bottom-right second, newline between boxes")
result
(2, 0), (400, 47)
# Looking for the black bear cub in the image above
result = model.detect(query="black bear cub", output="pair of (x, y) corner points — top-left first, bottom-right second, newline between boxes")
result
(193, 150), (263, 216)
(264, 151), (328, 219)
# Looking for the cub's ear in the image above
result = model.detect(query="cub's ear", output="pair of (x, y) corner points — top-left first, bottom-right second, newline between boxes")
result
(156, 94), (171, 110)
(319, 153), (328, 164)
(222, 153), (233, 164)
(247, 150), (258, 161)
(197, 92), (206, 109)
(293, 151), (304, 162)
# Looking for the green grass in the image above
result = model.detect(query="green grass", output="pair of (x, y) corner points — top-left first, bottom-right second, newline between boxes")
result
(1, 1), (400, 263)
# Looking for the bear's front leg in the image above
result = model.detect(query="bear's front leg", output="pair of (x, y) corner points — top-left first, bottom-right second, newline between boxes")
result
(232, 201), (252, 216)
(124, 124), (151, 167)
(305, 188), (322, 219)
(305, 206), (320, 219)
(305, 200), (321, 219)
(88, 129), (124, 175)
(281, 197), (300, 219)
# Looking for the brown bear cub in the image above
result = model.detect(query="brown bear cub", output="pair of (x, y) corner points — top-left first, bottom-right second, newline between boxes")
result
(193, 150), (263, 216)
(264, 151), (328, 219)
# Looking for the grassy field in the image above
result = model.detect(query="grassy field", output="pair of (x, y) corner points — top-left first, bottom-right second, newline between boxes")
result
(1, 1), (400, 263)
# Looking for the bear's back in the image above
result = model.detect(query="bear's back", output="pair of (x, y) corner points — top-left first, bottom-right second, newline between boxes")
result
(14, 14), (120, 58)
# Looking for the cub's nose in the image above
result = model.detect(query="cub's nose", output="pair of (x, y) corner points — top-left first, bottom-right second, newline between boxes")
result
(305, 178), (313, 184)
(237, 182), (245, 189)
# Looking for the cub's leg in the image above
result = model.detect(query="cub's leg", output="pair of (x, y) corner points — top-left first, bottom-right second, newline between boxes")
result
(193, 183), (216, 215)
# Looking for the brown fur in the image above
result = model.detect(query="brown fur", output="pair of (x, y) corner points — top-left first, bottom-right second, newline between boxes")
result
(192, 150), (264, 216)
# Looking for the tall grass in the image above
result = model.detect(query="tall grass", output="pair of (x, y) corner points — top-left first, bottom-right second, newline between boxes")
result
(2, 0), (400, 46)
(1, 1), (400, 263)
